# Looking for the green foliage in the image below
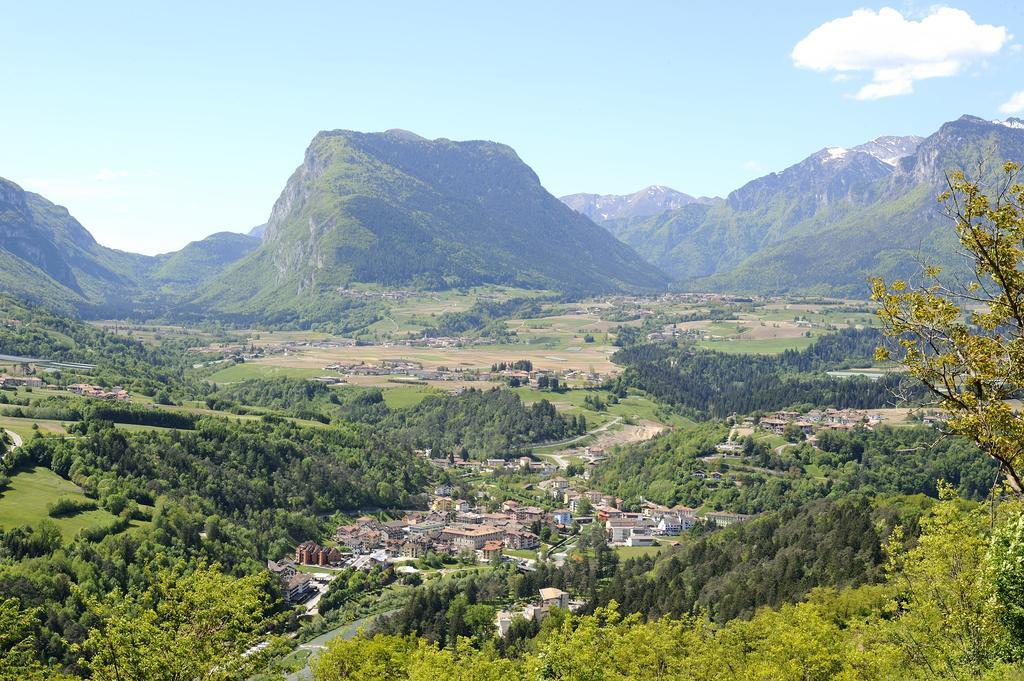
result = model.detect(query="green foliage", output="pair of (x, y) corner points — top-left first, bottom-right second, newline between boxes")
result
(874, 161), (1024, 494)
(0, 295), (208, 400)
(46, 496), (97, 518)
(614, 328), (912, 418)
(593, 495), (912, 623)
(595, 424), (995, 513)
(78, 562), (278, 680)
(383, 388), (578, 459)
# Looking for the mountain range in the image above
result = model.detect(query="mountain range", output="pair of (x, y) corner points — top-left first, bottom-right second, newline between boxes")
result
(560, 186), (719, 223)
(562, 117), (1024, 295)
(3, 115), (1024, 322)
(0, 130), (667, 322)
(0, 176), (260, 316)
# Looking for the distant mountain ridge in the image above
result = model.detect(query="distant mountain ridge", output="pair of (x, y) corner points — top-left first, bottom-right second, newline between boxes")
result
(595, 121), (1024, 296)
(560, 186), (717, 222)
(151, 232), (259, 291)
(3, 116), (1023, 316)
(0, 178), (265, 315)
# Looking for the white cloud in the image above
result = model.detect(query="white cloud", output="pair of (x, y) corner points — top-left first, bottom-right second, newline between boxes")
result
(792, 7), (1009, 100)
(1000, 91), (1024, 114)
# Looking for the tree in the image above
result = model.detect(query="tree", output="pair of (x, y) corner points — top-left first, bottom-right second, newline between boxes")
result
(77, 563), (278, 680)
(874, 485), (1007, 677)
(0, 597), (75, 680)
(873, 162), (1024, 494)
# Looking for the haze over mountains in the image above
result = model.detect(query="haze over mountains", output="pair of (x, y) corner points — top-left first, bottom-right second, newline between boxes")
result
(560, 186), (719, 223)
(2, 114), (1024, 320)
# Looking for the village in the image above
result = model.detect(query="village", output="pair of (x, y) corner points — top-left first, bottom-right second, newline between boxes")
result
(269, 465), (752, 620)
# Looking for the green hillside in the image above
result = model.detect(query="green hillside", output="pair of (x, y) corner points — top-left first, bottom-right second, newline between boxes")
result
(0, 178), (153, 315)
(193, 130), (669, 322)
(151, 231), (259, 291)
(607, 116), (1024, 296)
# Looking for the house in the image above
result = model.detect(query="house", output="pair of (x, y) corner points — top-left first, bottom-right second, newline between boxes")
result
(433, 483), (453, 496)
(495, 610), (513, 637)
(482, 540), (503, 561)
(504, 529), (540, 550)
(514, 506), (545, 524)
(501, 500), (520, 514)
(295, 540), (344, 566)
(284, 573), (316, 604)
(627, 534), (657, 547)
(552, 509), (572, 526)
(0, 375), (43, 388)
(432, 496), (455, 512)
(408, 520), (446, 535)
(545, 477), (568, 499)
(759, 417), (788, 433)
(539, 587), (570, 610)
(267, 558), (297, 579)
(565, 491), (584, 513)
(656, 515), (683, 536)
(606, 518), (637, 544)
(441, 525), (504, 551)
(702, 511), (750, 528)
(400, 537), (430, 559)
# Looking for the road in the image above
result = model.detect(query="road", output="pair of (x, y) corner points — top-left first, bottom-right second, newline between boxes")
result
(4, 430), (23, 448)
(284, 611), (394, 681)
(540, 417), (623, 469)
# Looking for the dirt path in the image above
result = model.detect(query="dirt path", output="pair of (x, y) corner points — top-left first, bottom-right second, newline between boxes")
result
(543, 418), (666, 469)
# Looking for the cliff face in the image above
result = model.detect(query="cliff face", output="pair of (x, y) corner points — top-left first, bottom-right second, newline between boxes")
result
(193, 129), (668, 320)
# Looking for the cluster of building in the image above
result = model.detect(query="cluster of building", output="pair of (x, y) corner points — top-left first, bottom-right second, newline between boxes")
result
(0, 374), (42, 388)
(540, 477), (749, 545)
(266, 558), (318, 604)
(423, 452), (558, 477)
(323, 359), (491, 382)
(336, 287), (417, 301)
(495, 587), (579, 637)
(66, 383), (130, 400)
(387, 335), (498, 349)
(331, 499), (558, 560)
(756, 408), (884, 435)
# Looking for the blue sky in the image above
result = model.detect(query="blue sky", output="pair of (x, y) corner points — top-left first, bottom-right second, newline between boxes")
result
(1, 1), (1022, 254)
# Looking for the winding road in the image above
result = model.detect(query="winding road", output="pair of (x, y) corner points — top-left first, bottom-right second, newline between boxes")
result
(3, 429), (22, 450)
(541, 417), (623, 468)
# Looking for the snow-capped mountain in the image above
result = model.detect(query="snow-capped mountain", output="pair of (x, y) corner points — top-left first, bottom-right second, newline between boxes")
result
(560, 185), (716, 223)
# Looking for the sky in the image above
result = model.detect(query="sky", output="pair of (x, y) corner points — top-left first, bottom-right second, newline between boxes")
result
(1, 1), (1023, 254)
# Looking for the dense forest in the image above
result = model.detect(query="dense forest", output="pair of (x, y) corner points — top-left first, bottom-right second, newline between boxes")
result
(207, 379), (579, 459)
(382, 388), (582, 459)
(591, 424), (996, 512)
(592, 495), (918, 623)
(613, 328), (916, 418)
(0, 295), (208, 399)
